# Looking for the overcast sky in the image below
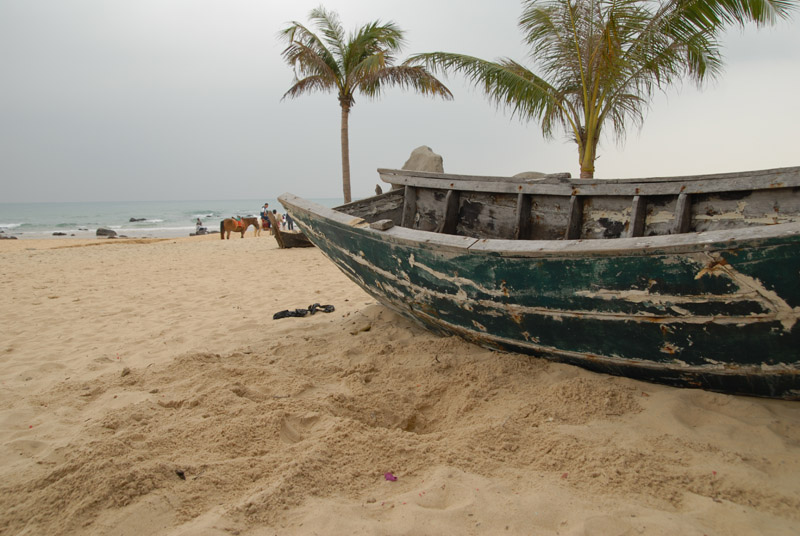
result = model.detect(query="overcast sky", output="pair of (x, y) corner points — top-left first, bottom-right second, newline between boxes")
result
(1, 0), (798, 203)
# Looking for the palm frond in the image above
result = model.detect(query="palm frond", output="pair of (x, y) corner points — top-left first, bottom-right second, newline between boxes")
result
(359, 63), (454, 100)
(279, 21), (341, 80)
(309, 6), (347, 62)
(676, 0), (795, 30)
(282, 41), (339, 81)
(282, 75), (337, 101)
(342, 21), (404, 77)
(411, 52), (569, 137)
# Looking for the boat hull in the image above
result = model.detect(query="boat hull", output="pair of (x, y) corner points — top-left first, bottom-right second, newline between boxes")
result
(280, 195), (800, 399)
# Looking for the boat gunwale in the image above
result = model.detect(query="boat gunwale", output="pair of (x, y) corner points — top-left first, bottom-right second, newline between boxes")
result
(278, 193), (800, 258)
(377, 166), (800, 197)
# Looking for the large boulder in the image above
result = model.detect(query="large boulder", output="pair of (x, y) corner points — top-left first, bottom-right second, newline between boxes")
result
(402, 146), (444, 173)
(96, 227), (117, 237)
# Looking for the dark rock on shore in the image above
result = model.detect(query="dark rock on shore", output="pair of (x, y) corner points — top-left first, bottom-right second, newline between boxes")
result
(53, 232), (67, 236)
(96, 227), (117, 237)
(129, 218), (146, 222)
(0, 235), (17, 240)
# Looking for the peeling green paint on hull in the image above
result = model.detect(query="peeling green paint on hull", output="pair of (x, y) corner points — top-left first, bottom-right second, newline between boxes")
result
(279, 195), (800, 399)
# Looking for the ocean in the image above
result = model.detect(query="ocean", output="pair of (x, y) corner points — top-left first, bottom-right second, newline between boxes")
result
(0, 198), (340, 240)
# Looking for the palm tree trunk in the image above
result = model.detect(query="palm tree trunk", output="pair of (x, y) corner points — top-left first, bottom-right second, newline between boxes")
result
(579, 133), (597, 179)
(579, 152), (595, 178)
(340, 104), (352, 203)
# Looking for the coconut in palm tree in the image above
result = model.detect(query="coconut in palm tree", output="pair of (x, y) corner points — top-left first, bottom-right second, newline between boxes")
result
(280, 7), (452, 202)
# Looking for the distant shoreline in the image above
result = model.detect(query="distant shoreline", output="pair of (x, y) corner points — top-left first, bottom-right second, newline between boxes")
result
(0, 197), (339, 241)
(0, 227), (209, 240)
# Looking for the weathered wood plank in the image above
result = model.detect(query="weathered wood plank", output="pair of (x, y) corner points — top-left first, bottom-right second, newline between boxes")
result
(379, 166), (800, 186)
(379, 168), (571, 184)
(401, 185), (417, 228)
(378, 167), (800, 197)
(370, 219), (394, 231)
(515, 193), (532, 240)
(454, 192), (518, 239)
(628, 195), (647, 238)
(565, 196), (584, 240)
(437, 190), (461, 234)
(336, 189), (404, 223)
(674, 193), (692, 234)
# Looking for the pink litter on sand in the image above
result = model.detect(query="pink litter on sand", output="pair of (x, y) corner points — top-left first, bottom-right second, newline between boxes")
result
(384, 472), (398, 482)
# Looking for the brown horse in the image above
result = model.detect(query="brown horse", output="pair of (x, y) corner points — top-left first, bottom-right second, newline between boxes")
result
(220, 216), (260, 239)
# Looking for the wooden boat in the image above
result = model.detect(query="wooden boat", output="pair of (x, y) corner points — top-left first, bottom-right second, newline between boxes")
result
(266, 212), (314, 249)
(279, 166), (800, 399)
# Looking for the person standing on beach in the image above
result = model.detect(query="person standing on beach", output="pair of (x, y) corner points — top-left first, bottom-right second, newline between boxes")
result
(285, 213), (294, 231)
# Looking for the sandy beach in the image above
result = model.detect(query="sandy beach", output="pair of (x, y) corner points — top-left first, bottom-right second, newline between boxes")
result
(1, 234), (798, 535)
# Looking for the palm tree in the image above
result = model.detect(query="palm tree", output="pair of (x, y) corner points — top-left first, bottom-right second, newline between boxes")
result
(280, 7), (452, 202)
(412, 0), (795, 178)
